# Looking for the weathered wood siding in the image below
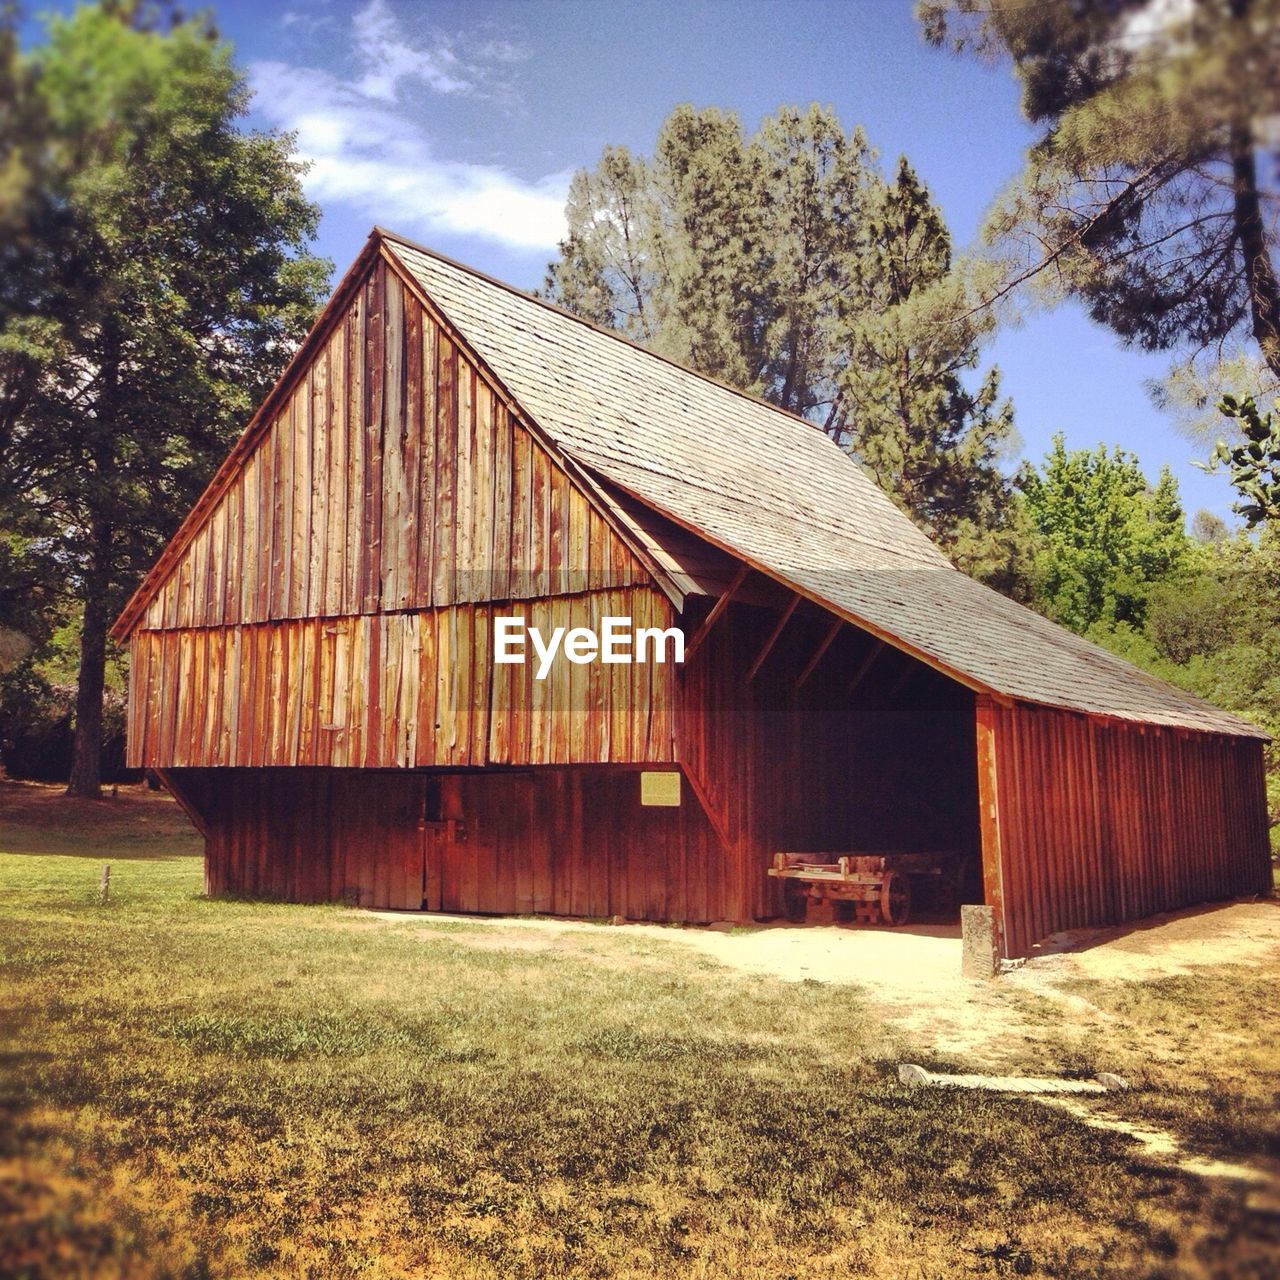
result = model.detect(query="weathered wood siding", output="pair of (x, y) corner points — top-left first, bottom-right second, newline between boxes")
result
(175, 767), (732, 923)
(978, 698), (1272, 958)
(126, 248), (675, 772)
(138, 253), (646, 633)
(128, 589), (677, 769)
(120, 236), (1269, 939)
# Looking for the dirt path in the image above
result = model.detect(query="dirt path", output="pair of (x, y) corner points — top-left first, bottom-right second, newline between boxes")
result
(367, 899), (1280, 1066)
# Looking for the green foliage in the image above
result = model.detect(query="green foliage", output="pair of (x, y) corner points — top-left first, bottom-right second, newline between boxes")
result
(0, 2), (329, 792)
(1207, 394), (1280, 527)
(0, 608), (130, 776)
(546, 104), (1027, 592)
(920, 0), (1280, 380)
(1021, 434), (1185, 632)
(837, 158), (1031, 595)
(548, 103), (869, 416)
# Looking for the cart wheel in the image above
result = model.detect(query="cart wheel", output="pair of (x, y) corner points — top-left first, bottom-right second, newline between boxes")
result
(784, 886), (808, 923)
(879, 871), (911, 926)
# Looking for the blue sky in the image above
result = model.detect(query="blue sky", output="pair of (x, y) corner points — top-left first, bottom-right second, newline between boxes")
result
(31, 0), (1239, 518)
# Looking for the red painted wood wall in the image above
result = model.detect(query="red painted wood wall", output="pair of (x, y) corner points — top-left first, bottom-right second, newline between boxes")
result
(177, 766), (733, 923)
(977, 698), (1271, 958)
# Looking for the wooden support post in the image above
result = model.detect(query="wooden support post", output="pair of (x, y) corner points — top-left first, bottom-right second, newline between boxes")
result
(685, 564), (749, 662)
(795, 616), (842, 690)
(745, 593), (800, 684)
(961, 905), (999, 978)
(974, 695), (1008, 959)
(846, 639), (884, 697)
(99, 864), (110, 905)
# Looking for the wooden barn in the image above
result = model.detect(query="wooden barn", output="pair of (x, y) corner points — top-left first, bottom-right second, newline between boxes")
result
(111, 228), (1272, 959)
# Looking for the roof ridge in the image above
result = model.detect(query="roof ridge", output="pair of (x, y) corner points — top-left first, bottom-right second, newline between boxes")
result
(376, 226), (848, 446)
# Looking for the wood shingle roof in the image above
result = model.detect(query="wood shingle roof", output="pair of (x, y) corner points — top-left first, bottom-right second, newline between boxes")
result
(384, 230), (1263, 739)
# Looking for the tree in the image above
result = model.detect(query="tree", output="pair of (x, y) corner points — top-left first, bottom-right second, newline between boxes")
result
(547, 104), (1026, 590)
(1097, 525), (1280, 843)
(1207, 394), (1280, 526)
(1021, 435), (1187, 634)
(547, 104), (871, 417)
(0, 3), (329, 797)
(836, 158), (1029, 593)
(919, 0), (1280, 379)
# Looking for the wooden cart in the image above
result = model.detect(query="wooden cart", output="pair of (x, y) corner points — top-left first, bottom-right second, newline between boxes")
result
(768, 851), (961, 926)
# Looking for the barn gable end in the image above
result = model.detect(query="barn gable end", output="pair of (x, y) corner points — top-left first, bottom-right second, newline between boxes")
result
(122, 248), (680, 771)
(130, 251), (653, 633)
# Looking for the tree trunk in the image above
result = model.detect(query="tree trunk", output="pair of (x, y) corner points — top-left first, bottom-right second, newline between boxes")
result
(1229, 131), (1280, 380)
(66, 534), (112, 799)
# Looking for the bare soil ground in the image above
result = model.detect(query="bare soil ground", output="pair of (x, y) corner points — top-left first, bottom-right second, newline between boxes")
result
(370, 898), (1280, 1066)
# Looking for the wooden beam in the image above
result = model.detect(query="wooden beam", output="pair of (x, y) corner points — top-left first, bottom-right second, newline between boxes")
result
(745, 592), (800, 684)
(795, 616), (842, 690)
(679, 761), (734, 857)
(685, 564), (749, 661)
(152, 768), (209, 839)
(974, 696), (1008, 959)
(846, 639), (885, 697)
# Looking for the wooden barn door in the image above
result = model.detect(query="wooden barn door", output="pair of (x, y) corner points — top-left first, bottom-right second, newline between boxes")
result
(428, 773), (531, 916)
(348, 773), (429, 911)
(420, 775), (456, 913)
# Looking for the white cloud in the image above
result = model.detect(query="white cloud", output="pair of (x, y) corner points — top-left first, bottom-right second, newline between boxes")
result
(352, 0), (470, 100)
(249, 2), (568, 252)
(1115, 0), (1195, 58)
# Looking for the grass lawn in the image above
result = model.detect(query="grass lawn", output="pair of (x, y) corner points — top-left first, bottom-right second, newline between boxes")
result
(1, 783), (1278, 1279)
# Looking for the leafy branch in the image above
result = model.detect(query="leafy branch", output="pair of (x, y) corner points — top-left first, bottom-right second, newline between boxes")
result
(1208, 395), (1280, 527)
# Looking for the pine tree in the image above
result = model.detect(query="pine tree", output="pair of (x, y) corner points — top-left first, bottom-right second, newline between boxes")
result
(837, 158), (1027, 590)
(920, 0), (1280, 379)
(546, 106), (1026, 591)
(547, 146), (659, 341)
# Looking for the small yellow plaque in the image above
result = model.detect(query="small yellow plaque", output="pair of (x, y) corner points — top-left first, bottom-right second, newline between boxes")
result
(640, 771), (681, 807)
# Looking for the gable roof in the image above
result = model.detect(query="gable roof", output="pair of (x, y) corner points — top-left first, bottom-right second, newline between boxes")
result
(380, 229), (1262, 740)
(111, 227), (1262, 739)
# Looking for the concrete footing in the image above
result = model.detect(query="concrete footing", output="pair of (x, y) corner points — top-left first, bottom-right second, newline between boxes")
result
(961, 904), (999, 978)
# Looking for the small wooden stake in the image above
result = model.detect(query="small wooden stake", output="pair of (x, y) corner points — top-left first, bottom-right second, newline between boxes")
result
(99, 864), (110, 905)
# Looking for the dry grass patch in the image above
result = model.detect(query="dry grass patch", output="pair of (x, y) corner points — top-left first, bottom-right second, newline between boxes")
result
(2, 783), (1278, 1278)
(1002, 965), (1280, 1173)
